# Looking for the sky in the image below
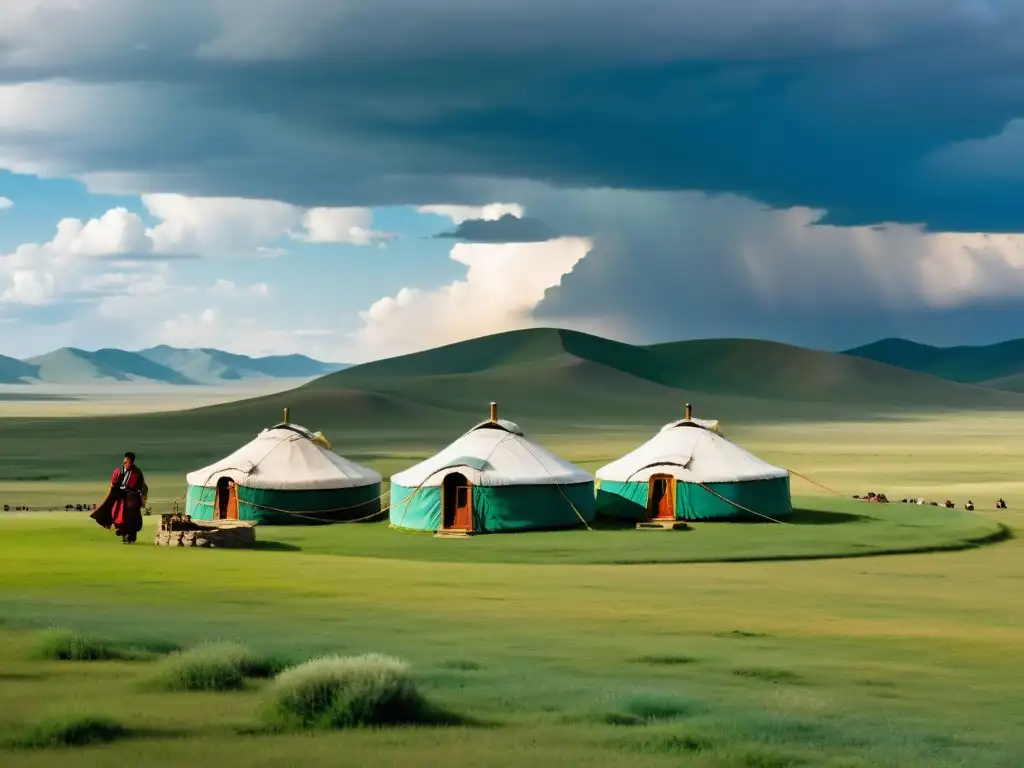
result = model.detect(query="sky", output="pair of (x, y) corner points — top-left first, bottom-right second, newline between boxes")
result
(3, 0), (1024, 362)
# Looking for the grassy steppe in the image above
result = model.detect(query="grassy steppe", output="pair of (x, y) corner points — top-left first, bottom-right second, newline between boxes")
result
(0, 504), (1020, 767)
(0, 412), (1021, 766)
(1, 329), (1023, 766)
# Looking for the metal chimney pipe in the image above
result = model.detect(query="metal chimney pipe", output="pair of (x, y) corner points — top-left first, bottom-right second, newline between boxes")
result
(685, 403), (692, 420)
(490, 402), (498, 422)
(283, 407), (291, 424)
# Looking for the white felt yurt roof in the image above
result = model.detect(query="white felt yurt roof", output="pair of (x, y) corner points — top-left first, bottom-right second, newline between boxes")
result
(185, 423), (382, 490)
(391, 419), (593, 488)
(596, 419), (788, 484)
(661, 417), (723, 435)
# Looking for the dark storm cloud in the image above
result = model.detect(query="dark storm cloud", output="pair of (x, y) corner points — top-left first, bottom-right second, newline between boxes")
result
(493, 186), (1024, 348)
(2, 1), (1024, 230)
(433, 214), (562, 243)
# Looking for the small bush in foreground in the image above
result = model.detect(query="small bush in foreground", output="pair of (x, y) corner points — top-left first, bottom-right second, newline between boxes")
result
(32, 630), (125, 662)
(264, 653), (453, 729)
(32, 629), (175, 662)
(6, 714), (128, 749)
(153, 641), (284, 692)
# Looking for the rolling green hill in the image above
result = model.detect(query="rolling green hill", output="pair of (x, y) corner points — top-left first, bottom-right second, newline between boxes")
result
(843, 337), (1024, 386)
(2, 328), (1023, 481)
(322, 328), (1023, 407)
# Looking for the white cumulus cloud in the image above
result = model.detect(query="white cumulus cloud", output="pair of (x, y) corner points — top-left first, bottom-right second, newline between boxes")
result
(144, 194), (304, 254)
(0, 207), (160, 305)
(141, 194), (393, 253)
(0, 196), (13, 210)
(210, 278), (271, 297)
(348, 235), (592, 360)
(0, 193), (393, 309)
(299, 206), (394, 246)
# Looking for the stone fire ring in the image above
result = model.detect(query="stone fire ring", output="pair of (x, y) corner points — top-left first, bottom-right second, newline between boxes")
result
(153, 514), (257, 548)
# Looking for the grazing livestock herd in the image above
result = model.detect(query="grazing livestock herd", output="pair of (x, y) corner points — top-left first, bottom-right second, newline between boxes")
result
(853, 491), (1006, 512)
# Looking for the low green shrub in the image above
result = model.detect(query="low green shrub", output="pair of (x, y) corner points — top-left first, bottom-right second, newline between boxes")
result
(152, 641), (284, 692)
(33, 630), (125, 661)
(264, 653), (452, 729)
(32, 629), (175, 662)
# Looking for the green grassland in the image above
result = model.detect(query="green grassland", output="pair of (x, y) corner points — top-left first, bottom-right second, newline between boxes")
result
(1, 329), (1023, 766)
(0, 502), (1021, 767)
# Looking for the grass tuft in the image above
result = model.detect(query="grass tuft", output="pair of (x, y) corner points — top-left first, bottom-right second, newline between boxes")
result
(152, 641), (285, 692)
(594, 693), (704, 726)
(6, 714), (128, 749)
(608, 727), (715, 755)
(732, 667), (804, 685)
(439, 659), (483, 671)
(632, 654), (699, 666)
(263, 653), (457, 729)
(710, 744), (809, 767)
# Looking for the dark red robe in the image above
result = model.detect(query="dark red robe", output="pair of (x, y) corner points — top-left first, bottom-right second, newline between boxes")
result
(91, 466), (146, 538)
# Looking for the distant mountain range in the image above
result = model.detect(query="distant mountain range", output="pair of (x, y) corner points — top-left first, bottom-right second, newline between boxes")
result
(842, 338), (1024, 392)
(5, 328), (1024, 477)
(0, 346), (349, 385)
(6, 334), (1024, 393)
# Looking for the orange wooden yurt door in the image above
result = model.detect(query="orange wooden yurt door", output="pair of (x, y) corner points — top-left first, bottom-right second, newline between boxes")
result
(648, 475), (675, 520)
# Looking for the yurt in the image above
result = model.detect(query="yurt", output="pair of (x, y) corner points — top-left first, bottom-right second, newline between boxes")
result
(185, 410), (382, 525)
(596, 405), (792, 522)
(389, 403), (596, 534)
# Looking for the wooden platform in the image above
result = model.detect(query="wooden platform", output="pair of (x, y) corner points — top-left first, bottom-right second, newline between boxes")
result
(636, 520), (692, 531)
(434, 528), (473, 538)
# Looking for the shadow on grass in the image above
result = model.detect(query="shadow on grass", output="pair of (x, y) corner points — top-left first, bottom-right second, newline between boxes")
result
(564, 694), (706, 728)
(238, 707), (490, 737)
(439, 659), (484, 671)
(0, 671), (47, 681)
(630, 654), (699, 666)
(591, 518), (643, 531)
(788, 508), (870, 525)
(732, 667), (805, 685)
(252, 541), (302, 552)
(594, 509), (870, 528)
(3, 714), (190, 750)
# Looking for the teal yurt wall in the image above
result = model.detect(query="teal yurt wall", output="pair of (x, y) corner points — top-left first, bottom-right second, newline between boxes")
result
(596, 415), (792, 522)
(389, 406), (595, 534)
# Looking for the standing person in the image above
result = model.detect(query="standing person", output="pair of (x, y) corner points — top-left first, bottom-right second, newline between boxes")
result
(90, 452), (148, 543)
